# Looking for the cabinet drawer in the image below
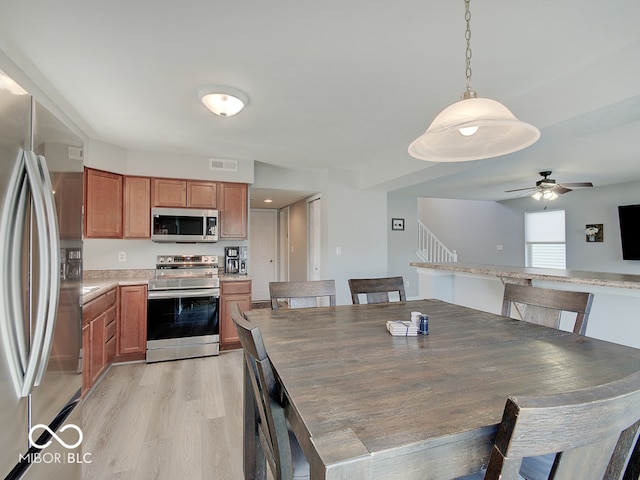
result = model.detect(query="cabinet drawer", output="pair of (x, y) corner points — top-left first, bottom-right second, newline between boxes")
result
(105, 288), (117, 307)
(105, 304), (116, 324)
(83, 295), (108, 324)
(105, 319), (116, 341)
(221, 281), (251, 295)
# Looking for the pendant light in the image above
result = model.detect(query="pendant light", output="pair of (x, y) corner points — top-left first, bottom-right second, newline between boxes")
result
(408, 0), (540, 162)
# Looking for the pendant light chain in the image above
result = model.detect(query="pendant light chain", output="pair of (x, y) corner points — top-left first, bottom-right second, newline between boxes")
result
(463, 0), (476, 99)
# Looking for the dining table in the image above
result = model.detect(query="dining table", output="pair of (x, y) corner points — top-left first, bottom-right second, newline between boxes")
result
(242, 299), (640, 480)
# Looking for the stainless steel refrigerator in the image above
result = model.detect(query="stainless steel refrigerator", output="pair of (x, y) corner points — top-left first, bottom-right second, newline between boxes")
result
(0, 68), (84, 479)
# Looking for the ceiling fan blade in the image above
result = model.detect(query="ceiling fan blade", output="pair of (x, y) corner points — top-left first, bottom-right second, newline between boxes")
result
(559, 182), (593, 188)
(553, 186), (572, 194)
(505, 187), (536, 193)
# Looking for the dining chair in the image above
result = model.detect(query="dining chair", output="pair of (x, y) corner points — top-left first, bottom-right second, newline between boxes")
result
(348, 276), (407, 304)
(231, 302), (309, 480)
(501, 283), (594, 335)
(459, 369), (640, 480)
(269, 280), (336, 310)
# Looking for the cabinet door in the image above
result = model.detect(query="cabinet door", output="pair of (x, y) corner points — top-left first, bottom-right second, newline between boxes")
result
(220, 280), (252, 349)
(118, 285), (147, 360)
(82, 323), (91, 397)
(124, 176), (151, 238)
(187, 181), (217, 209)
(218, 182), (248, 239)
(90, 313), (106, 385)
(153, 178), (186, 207)
(85, 168), (123, 238)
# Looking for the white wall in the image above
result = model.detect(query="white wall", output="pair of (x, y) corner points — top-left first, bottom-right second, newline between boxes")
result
(387, 192), (420, 298)
(417, 197), (525, 266)
(324, 169), (388, 304)
(501, 180), (640, 274)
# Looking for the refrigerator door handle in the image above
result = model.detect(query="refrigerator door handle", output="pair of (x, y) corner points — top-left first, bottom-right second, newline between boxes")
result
(0, 149), (30, 396)
(21, 151), (61, 396)
(34, 153), (60, 387)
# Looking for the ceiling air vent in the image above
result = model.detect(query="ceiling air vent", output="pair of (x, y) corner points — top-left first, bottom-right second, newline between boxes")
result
(209, 158), (238, 172)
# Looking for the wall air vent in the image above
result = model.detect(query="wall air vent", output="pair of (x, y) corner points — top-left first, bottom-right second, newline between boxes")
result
(68, 146), (84, 161)
(209, 158), (238, 172)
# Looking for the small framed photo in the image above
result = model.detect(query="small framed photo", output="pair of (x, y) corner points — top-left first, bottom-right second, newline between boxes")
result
(391, 218), (405, 231)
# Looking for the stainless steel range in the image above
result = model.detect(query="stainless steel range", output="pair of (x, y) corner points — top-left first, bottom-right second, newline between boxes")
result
(147, 255), (220, 363)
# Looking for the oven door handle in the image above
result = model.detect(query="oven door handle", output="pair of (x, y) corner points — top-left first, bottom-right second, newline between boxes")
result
(148, 288), (220, 300)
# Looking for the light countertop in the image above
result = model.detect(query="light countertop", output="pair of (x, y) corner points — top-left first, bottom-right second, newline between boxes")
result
(410, 262), (640, 290)
(81, 271), (251, 304)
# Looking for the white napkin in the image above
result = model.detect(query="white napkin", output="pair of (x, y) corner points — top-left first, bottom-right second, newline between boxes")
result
(386, 320), (418, 336)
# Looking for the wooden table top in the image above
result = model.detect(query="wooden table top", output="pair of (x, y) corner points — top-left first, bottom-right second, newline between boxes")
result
(246, 299), (640, 479)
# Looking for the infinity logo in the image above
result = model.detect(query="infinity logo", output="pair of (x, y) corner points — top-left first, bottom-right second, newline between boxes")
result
(29, 424), (83, 450)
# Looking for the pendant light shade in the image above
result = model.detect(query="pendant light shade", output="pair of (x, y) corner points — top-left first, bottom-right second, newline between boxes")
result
(408, 96), (540, 162)
(408, 0), (540, 162)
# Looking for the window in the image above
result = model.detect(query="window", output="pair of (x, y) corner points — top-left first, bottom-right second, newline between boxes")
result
(525, 210), (566, 269)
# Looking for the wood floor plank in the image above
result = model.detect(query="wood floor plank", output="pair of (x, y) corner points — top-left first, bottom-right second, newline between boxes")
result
(82, 351), (244, 480)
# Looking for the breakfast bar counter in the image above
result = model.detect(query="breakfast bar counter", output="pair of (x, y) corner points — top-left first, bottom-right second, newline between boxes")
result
(411, 262), (640, 348)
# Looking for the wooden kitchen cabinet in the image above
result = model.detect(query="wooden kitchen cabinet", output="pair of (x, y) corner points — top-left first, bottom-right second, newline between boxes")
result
(82, 287), (117, 396)
(218, 182), (248, 239)
(220, 280), (252, 350)
(187, 181), (217, 208)
(152, 178), (186, 207)
(84, 168), (123, 238)
(124, 176), (151, 238)
(153, 178), (218, 209)
(117, 284), (147, 362)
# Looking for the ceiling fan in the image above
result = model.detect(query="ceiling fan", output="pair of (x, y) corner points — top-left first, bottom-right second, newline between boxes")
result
(505, 171), (593, 201)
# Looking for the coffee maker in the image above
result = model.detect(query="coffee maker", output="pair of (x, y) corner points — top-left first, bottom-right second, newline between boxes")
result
(224, 246), (247, 274)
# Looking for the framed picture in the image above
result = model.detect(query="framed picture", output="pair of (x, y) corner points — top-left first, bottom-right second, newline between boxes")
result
(391, 218), (405, 231)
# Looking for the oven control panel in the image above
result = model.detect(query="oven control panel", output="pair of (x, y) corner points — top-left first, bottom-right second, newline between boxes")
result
(156, 255), (218, 266)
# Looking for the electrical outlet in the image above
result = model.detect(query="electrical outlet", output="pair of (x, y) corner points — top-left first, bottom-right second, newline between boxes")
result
(118, 251), (126, 262)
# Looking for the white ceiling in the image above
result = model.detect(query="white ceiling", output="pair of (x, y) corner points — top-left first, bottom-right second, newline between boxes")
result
(1, 0), (639, 203)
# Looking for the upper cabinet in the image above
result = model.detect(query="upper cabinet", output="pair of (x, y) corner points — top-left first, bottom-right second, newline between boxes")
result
(152, 178), (186, 207)
(153, 178), (217, 209)
(85, 169), (246, 240)
(124, 176), (151, 238)
(84, 168), (123, 238)
(218, 182), (248, 239)
(187, 181), (217, 209)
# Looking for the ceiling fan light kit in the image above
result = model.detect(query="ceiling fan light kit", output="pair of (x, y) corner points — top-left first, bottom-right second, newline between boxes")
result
(408, 0), (540, 162)
(506, 171), (594, 201)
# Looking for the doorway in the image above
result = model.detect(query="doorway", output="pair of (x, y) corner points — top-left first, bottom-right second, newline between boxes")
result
(307, 195), (321, 281)
(249, 209), (278, 300)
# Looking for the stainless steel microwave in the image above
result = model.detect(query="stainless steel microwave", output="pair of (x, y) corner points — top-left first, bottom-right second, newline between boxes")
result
(151, 207), (218, 243)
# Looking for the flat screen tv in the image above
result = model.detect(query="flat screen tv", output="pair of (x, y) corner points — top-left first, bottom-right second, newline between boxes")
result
(618, 204), (640, 260)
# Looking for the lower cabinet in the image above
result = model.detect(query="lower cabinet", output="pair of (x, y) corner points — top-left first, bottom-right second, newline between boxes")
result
(82, 287), (117, 396)
(82, 283), (147, 397)
(220, 280), (252, 350)
(116, 284), (147, 362)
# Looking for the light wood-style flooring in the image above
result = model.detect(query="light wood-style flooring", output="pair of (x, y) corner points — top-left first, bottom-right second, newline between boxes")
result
(82, 351), (245, 479)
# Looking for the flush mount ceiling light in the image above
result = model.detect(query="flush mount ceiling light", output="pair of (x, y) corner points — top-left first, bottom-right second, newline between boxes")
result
(197, 86), (248, 117)
(408, 0), (540, 162)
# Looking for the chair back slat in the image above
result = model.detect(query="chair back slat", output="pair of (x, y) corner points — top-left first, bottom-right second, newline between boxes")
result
(483, 370), (640, 480)
(269, 280), (336, 310)
(501, 283), (593, 335)
(348, 276), (406, 305)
